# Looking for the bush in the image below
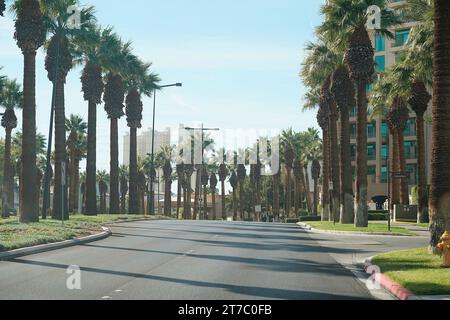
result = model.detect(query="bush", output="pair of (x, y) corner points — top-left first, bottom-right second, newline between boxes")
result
(286, 218), (300, 224)
(299, 216), (322, 222)
(368, 211), (389, 221)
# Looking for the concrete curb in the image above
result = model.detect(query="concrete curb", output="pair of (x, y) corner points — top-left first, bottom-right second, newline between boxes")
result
(296, 222), (419, 237)
(0, 227), (112, 261)
(364, 257), (415, 301)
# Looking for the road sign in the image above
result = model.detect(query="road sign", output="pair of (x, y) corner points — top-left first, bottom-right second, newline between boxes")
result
(255, 205), (262, 213)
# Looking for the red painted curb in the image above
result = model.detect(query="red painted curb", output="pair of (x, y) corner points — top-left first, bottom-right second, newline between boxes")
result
(377, 273), (415, 300)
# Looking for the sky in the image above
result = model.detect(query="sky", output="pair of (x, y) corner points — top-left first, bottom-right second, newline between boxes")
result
(0, 0), (323, 171)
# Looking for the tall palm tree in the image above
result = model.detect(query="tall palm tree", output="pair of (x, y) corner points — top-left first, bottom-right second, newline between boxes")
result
(65, 114), (87, 214)
(76, 27), (119, 216)
(281, 129), (295, 218)
(210, 172), (218, 221)
(125, 58), (160, 214)
(1, 79), (22, 218)
(429, 0), (450, 248)
(13, 0), (46, 223)
(40, 0), (95, 220)
(176, 162), (184, 219)
(218, 163), (228, 220)
(119, 165), (128, 214)
(320, 0), (401, 227)
(157, 146), (174, 217)
(229, 170), (238, 221)
(331, 66), (355, 224)
(408, 81), (431, 223)
(237, 163), (246, 220)
(316, 105), (330, 220)
(183, 164), (194, 219)
(201, 166), (209, 220)
(312, 159), (321, 217)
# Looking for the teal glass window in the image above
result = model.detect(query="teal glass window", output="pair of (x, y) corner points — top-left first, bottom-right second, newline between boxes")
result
(382, 144), (389, 160)
(381, 166), (388, 183)
(395, 29), (410, 47)
(367, 122), (376, 138)
(367, 144), (376, 161)
(381, 122), (388, 138)
(375, 55), (385, 73)
(375, 33), (385, 52)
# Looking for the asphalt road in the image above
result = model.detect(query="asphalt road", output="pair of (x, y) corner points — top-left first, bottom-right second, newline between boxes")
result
(0, 220), (427, 300)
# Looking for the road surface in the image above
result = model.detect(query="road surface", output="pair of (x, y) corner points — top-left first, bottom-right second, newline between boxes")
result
(0, 220), (427, 300)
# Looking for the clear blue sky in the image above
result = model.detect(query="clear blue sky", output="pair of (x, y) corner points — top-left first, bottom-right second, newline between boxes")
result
(0, 0), (323, 170)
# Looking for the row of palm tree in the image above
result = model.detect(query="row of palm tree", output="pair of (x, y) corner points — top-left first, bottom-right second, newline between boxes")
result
(1, 0), (160, 222)
(301, 0), (449, 250)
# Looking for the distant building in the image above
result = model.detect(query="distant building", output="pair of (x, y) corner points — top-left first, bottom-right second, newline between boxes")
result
(123, 127), (171, 166)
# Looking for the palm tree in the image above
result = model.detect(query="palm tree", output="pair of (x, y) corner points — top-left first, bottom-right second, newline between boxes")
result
(157, 146), (174, 217)
(65, 114), (87, 214)
(312, 159), (321, 217)
(1, 79), (22, 218)
(97, 170), (109, 214)
(229, 170), (238, 221)
(320, 0), (401, 227)
(119, 165), (128, 214)
(237, 163), (247, 220)
(218, 163), (228, 220)
(40, 0), (95, 220)
(0, 0), (5, 16)
(408, 81), (431, 223)
(316, 104), (330, 220)
(125, 59), (160, 214)
(183, 164), (194, 219)
(77, 27), (119, 216)
(13, 0), (46, 223)
(201, 166), (209, 220)
(137, 170), (147, 214)
(331, 66), (355, 224)
(210, 172), (218, 220)
(281, 129), (295, 218)
(176, 162), (184, 219)
(429, 0), (450, 249)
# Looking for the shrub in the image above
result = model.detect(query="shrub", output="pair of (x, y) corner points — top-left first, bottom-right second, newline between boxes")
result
(299, 216), (322, 222)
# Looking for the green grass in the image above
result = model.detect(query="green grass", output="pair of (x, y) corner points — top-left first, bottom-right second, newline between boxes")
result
(372, 248), (450, 296)
(0, 214), (170, 252)
(306, 221), (416, 235)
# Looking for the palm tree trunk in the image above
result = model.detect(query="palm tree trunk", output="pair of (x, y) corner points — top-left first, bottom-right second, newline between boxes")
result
(2, 127), (12, 218)
(304, 165), (313, 213)
(398, 131), (409, 205)
(187, 182), (192, 220)
(53, 78), (67, 220)
(329, 111), (341, 223)
(110, 118), (120, 214)
(355, 82), (368, 227)
(391, 130), (401, 209)
(285, 168), (292, 218)
(429, 0), (450, 249)
(211, 189), (216, 220)
(416, 113), (428, 223)
(322, 127), (330, 220)
(221, 180), (226, 220)
(239, 183), (244, 220)
(313, 178), (319, 217)
(68, 155), (75, 213)
(128, 127), (139, 214)
(203, 184), (208, 220)
(20, 51), (38, 223)
(164, 178), (172, 216)
(121, 193), (126, 214)
(177, 179), (182, 219)
(294, 177), (300, 217)
(273, 172), (280, 220)
(73, 159), (80, 213)
(255, 178), (261, 221)
(86, 100), (97, 216)
(232, 187), (238, 221)
(339, 106), (354, 224)
(193, 169), (200, 220)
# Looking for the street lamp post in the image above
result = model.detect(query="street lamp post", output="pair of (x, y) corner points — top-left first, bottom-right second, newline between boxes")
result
(149, 83), (182, 215)
(184, 125), (220, 220)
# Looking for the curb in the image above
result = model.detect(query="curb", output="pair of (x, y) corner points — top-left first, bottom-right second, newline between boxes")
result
(0, 227), (112, 261)
(364, 257), (415, 301)
(296, 222), (418, 237)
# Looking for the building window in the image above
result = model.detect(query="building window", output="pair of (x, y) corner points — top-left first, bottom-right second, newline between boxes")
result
(394, 29), (410, 47)
(404, 118), (417, 137)
(351, 144), (356, 161)
(406, 164), (417, 185)
(368, 166), (376, 183)
(367, 144), (376, 161)
(375, 55), (385, 73)
(350, 124), (356, 139)
(381, 122), (388, 138)
(375, 33), (385, 52)
(381, 166), (388, 183)
(405, 141), (417, 160)
(382, 144), (389, 160)
(350, 106), (357, 117)
(367, 122), (376, 138)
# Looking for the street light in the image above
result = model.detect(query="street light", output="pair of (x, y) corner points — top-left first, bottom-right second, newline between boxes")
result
(149, 83), (182, 215)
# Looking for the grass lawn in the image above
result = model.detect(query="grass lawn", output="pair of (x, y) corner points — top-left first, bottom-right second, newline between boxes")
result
(0, 214), (169, 252)
(372, 248), (450, 296)
(305, 221), (416, 235)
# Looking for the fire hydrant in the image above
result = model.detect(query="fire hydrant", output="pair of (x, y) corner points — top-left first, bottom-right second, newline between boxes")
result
(437, 231), (450, 268)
